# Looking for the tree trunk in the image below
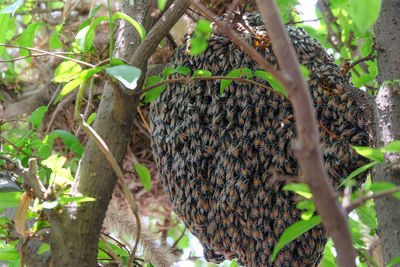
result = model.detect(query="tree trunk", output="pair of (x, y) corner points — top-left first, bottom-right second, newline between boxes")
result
(374, 0), (400, 264)
(48, 2), (155, 266)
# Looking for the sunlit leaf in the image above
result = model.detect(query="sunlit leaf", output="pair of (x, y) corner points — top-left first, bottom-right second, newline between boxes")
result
(380, 140), (400, 153)
(81, 16), (108, 52)
(87, 112), (96, 125)
(157, 0), (167, 10)
(190, 19), (212, 56)
(352, 146), (384, 162)
(0, 192), (22, 208)
(113, 12), (146, 42)
(387, 256), (400, 267)
(283, 183), (312, 198)
(105, 64), (141, 90)
(0, 14), (10, 55)
(355, 206), (378, 229)
(54, 61), (83, 83)
(1, 0), (23, 16)
(193, 69), (212, 77)
(56, 66), (105, 103)
(347, 0), (382, 33)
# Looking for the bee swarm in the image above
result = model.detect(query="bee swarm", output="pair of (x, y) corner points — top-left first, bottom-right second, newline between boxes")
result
(150, 14), (370, 267)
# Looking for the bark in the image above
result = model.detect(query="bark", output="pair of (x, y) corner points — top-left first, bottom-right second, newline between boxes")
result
(374, 0), (400, 264)
(256, 1), (356, 266)
(48, 1), (188, 266)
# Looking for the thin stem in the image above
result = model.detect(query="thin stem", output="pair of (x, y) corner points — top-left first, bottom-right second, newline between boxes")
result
(0, 43), (95, 68)
(344, 186), (400, 213)
(107, 0), (114, 61)
(140, 75), (285, 98)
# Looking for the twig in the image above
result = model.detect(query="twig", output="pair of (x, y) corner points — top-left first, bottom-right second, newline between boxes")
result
(137, 105), (150, 134)
(74, 81), (141, 267)
(183, 0), (286, 88)
(0, 135), (32, 159)
(286, 18), (322, 25)
(100, 234), (123, 265)
(0, 43), (95, 68)
(342, 44), (377, 77)
(0, 52), (77, 63)
(171, 229), (186, 249)
(139, 75), (285, 98)
(344, 186), (400, 213)
(256, 1), (356, 266)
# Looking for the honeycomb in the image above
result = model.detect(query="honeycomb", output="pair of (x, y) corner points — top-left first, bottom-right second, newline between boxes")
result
(150, 14), (370, 267)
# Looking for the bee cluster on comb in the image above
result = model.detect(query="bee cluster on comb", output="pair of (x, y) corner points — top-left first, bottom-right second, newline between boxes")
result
(150, 14), (370, 267)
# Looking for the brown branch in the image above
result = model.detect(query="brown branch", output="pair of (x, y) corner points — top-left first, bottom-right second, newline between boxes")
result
(139, 75), (285, 97)
(342, 44), (377, 76)
(183, 0), (286, 88)
(344, 186), (400, 213)
(316, 0), (343, 51)
(256, 1), (356, 266)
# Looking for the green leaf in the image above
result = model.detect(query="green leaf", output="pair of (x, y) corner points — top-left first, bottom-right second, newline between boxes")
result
(38, 132), (56, 159)
(112, 12), (146, 42)
(0, 14), (10, 55)
(339, 161), (379, 188)
(87, 112), (96, 125)
(369, 181), (396, 192)
(176, 66), (191, 75)
(81, 16), (108, 52)
(134, 163), (151, 192)
(53, 129), (84, 157)
(300, 65), (310, 80)
(347, 0), (382, 33)
(37, 243), (50, 255)
(253, 70), (288, 97)
(110, 58), (125, 66)
(271, 216), (322, 261)
(105, 64), (142, 90)
(29, 106), (48, 129)
(283, 183), (312, 199)
(361, 38), (373, 57)
(144, 76), (165, 103)
(59, 195), (96, 205)
(19, 22), (40, 63)
(190, 19), (212, 56)
(56, 66), (105, 102)
(296, 200), (315, 210)
(1, 0), (23, 16)
(54, 61), (83, 83)
(380, 140), (400, 153)
(0, 248), (20, 261)
(355, 205), (378, 229)
(321, 239), (337, 267)
(387, 256), (400, 267)
(0, 192), (22, 208)
(193, 70), (212, 77)
(220, 68), (252, 95)
(50, 32), (63, 49)
(157, 0), (167, 10)
(352, 145), (384, 162)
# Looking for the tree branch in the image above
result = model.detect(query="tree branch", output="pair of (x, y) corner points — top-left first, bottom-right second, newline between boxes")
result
(256, 1), (356, 266)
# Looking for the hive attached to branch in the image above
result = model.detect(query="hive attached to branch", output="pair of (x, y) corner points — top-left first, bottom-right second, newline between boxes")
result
(150, 14), (370, 267)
